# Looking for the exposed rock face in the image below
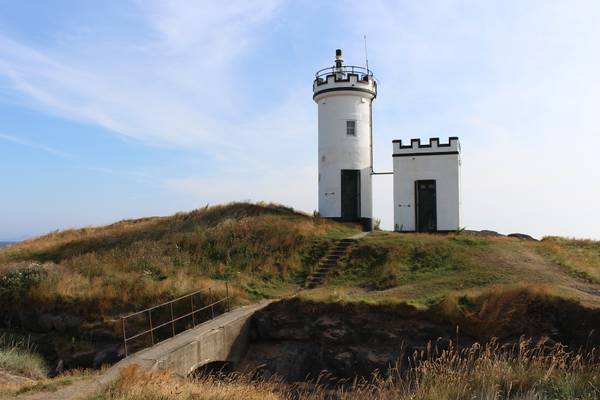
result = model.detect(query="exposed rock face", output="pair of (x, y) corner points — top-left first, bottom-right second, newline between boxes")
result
(240, 298), (600, 382)
(5, 311), (123, 376)
(240, 300), (467, 381)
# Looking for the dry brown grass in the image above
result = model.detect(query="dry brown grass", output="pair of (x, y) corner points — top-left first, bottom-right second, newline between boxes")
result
(0, 202), (358, 327)
(94, 339), (600, 400)
(538, 236), (600, 283)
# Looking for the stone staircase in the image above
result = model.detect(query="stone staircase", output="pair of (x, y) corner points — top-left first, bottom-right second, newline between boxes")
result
(305, 238), (356, 289)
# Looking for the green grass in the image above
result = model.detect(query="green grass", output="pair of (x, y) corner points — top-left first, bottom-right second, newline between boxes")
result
(303, 231), (600, 308)
(537, 236), (600, 283)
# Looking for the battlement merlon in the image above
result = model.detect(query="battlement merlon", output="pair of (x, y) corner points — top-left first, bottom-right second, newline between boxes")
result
(313, 67), (377, 102)
(392, 137), (460, 156)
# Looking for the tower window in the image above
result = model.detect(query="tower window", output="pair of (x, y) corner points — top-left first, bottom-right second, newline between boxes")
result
(346, 120), (356, 136)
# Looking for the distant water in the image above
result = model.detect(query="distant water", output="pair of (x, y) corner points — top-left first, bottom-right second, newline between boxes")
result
(0, 241), (15, 248)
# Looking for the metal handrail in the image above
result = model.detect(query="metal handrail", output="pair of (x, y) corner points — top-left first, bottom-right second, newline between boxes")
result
(314, 65), (373, 80)
(121, 282), (231, 357)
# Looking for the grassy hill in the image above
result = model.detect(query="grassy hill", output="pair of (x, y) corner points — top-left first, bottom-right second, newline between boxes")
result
(0, 202), (359, 323)
(1, 202), (599, 326)
(1, 202), (600, 399)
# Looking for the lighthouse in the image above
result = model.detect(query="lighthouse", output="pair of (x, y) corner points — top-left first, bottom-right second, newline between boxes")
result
(313, 49), (377, 230)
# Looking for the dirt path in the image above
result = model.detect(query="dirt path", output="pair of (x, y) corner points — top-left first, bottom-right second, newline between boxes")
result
(15, 378), (101, 400)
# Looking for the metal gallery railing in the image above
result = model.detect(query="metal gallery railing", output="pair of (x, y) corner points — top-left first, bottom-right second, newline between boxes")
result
(121, 282), (231, 357)
(314, 65), (373, 80)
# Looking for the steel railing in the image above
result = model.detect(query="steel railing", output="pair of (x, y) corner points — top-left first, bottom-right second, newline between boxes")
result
(314, 65), (373, 80)
(121, 282), (231, 357)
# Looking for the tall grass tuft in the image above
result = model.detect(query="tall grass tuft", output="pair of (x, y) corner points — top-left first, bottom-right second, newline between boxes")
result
(0, 334), (47, 379)
(97, 338), (599, 400)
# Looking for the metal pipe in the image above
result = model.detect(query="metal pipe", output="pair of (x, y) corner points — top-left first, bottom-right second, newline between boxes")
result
(190, 295), (195, 327)
(209, 288), (215, 319)
(148, 310), (154, 345)
(226, 282), (231, 312)
(369, 97), (393, 176)
(170, 303), (175, 337)
(122, 317), (128, 357)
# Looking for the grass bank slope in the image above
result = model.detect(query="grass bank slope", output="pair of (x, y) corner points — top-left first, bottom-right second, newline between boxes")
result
(301, 231), (600, 309)
(0, 202), (359, 325)
(2, 202), (599, 327)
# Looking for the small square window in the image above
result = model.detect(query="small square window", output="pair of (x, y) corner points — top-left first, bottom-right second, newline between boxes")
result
(346, 120), (356, 136)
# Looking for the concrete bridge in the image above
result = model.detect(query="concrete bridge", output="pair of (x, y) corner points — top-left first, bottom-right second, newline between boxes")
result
(114, 300), (271, 376)
(19, 300), (271, 400)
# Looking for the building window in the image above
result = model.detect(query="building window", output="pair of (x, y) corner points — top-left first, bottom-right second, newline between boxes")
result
(346, 120), (356, 136)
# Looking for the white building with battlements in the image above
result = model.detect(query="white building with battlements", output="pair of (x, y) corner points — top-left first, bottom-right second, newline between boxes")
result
(313, 50), (461, 232)
(392, 138), (461, 232)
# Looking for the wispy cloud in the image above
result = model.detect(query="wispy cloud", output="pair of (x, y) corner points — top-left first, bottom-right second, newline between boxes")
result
(0, 1), (282, 148)
(0, 133), (71, 157)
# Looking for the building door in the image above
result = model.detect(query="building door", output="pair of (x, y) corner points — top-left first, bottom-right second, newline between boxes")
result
(415, 180), (437, 232)
(341, 170), (361, 219)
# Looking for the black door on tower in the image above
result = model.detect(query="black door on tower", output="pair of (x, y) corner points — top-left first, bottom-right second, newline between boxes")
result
(415, 180), (437, 232)
(341, 170), (361, 219)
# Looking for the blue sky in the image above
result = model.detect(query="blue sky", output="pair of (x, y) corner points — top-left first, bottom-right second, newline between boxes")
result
(1, 0), (599, 240)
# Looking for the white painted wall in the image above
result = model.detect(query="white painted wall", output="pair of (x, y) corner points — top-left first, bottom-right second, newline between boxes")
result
(393, 138), (461, 231)
(313, 74), (376, 219)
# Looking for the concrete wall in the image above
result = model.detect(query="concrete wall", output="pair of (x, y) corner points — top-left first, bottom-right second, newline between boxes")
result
(154, 312), (252, 376)
(393, 138), (461, 231)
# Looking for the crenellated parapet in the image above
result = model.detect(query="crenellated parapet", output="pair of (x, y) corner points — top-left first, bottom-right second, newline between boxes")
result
(313, 66), (377, 101)
(392, 137), (460, 156)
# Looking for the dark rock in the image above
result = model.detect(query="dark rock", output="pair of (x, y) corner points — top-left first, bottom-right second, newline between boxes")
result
(93, 344), (121, 368)
(53, 314), (82, 333)
(18, 312), (46, 333)
(53, 360), (64, 378)
(68, 350), (97, 369)
(38, 314), (56, 332)
(508, 233), (538, 241)
(480, 230), (504, 237)
(89, 328), (120, 341)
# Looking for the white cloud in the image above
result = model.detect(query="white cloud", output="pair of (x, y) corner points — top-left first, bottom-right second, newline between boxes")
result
(0, 132), (71, 157)
(0, 1), (282, 148)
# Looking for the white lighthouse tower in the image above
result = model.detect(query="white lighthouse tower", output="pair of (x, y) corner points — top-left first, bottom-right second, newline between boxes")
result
(313, 49), (377, 230)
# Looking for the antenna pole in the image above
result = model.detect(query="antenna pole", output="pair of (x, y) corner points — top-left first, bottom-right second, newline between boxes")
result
(363, 34), (369, 72)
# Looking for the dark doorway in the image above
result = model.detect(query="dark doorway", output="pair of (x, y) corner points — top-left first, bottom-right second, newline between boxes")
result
(415, 180), (437, 232)
(341, 170), (361, 219)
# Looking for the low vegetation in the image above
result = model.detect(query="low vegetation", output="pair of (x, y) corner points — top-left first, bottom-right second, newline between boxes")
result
(537, 236), (600, 284)
(0, 334), (47, 380)
(0, 202), (599, 398)
(302, 231), (600, 308)
(93, 339), (599, 400)
(0, 202), (359, 326)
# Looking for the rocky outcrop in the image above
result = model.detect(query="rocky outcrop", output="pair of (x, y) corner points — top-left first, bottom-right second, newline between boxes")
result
(240, 298), (600, 382)
(240, 300), (468, 381)
(5, 311), (123, 376)
(508, 233), (538, 241)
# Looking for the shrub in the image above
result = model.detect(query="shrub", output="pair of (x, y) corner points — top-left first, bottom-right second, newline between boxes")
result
(0, 264), (47, 302)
